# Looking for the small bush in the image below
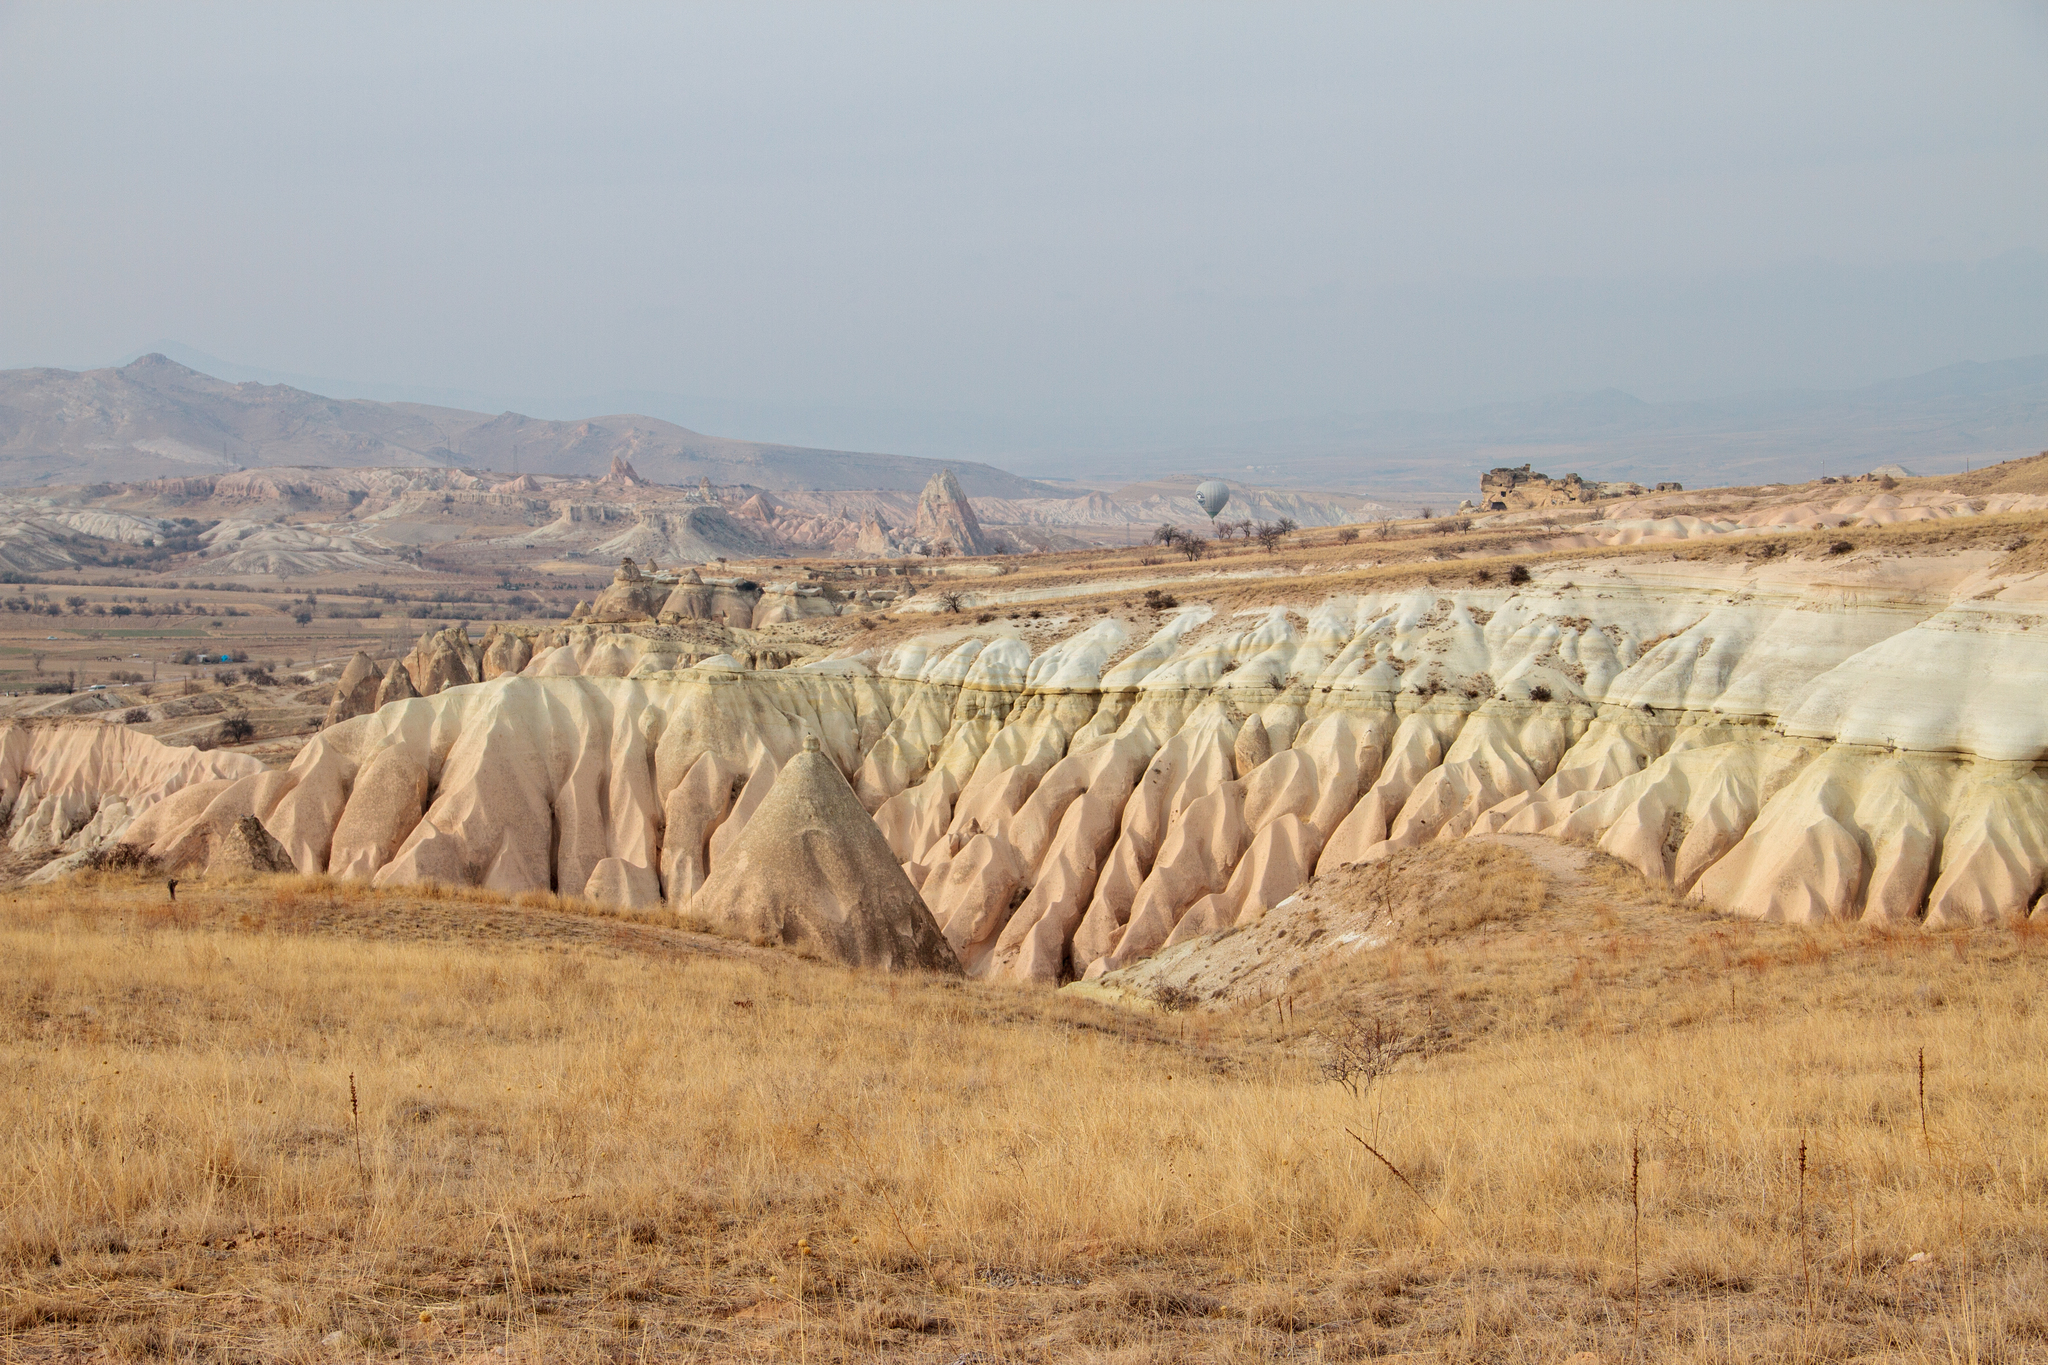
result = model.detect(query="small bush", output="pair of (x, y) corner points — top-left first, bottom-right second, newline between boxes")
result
(1827, 540), (1853, 556)
(1507, 564), (1531, 585)
(1336, 527), (1360, 544)
(1528, 684), (1552, 703)
(216, 715), (255, 745)
(1143, 588), (1179, 611)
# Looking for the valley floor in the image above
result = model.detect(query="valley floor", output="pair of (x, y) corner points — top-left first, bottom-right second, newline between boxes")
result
(5, 847), (2046, 1362)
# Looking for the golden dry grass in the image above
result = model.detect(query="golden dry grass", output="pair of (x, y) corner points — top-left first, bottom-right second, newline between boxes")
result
(5, 857), (2048, 1362)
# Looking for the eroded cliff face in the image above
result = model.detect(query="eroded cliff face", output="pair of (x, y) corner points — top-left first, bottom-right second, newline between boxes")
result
(11, 551), (2048, 973)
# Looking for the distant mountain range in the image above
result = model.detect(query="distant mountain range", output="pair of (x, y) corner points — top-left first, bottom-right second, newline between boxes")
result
(5, 348), (2042, 506)
(0, 355), (1059, 498)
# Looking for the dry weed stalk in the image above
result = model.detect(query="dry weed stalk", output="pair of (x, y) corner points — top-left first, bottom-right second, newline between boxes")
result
(1344, 1127), (1447, 1233)
(348, 1071), (365, 1185)
(1630, 1133), (1641, 1352)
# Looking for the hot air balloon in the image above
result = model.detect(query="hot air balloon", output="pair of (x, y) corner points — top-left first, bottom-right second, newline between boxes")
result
(1194, 479), (1231, 521)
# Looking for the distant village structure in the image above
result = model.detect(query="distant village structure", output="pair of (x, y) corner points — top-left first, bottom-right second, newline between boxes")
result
(1471, 463), (1683, 512)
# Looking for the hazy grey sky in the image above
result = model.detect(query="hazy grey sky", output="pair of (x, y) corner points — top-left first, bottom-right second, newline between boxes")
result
(3, 1), (2045, 449)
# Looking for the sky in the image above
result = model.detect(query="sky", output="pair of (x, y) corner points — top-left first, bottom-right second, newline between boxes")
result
(2, 1), (2045, 463)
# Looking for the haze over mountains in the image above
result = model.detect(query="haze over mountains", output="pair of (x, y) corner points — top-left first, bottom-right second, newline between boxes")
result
(86, 344), (2048, 504)
(0, 354), (1056, 498)
(1, 349), (2042, 504)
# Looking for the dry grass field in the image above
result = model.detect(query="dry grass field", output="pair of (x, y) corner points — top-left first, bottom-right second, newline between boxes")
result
(5, 847), (2047, 1363)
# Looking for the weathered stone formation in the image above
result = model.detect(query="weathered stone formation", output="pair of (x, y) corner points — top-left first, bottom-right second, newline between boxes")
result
(15, 542), (2048, 973)
(583, 562), (844, 629)
(602, 455), (650, 487)
(204, 815), (297, 879)
(913, 468), (991, 555)
(0, 721), (265, 881)
(857, 513), (897, 557)
(588, 558), (671, 622)
(1479, 464), (1678, 511)
(406, 624), (485, 696)
(1479, 465), (1595, 511)
(321, 650), (384, 729)
(481, 625), (534, 681)
(691, 736), (960, 972)
(375, 655), (420, 706)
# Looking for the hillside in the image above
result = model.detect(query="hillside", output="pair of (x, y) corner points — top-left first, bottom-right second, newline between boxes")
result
(4, 841), (2042, 1360)
(8, 456), (2048, 1358)
(0, 355), (1058, 497)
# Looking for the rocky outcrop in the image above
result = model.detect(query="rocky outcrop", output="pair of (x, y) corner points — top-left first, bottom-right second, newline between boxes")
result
(0, 721), (263, 864)
(322, 650), (384, 729)
(481, 626), (534, 681)
(588, 559), (670, 623)
(1477, 463), (1676, 511)
(375, 656), (420, 706)
(601, 455), (650, 487)
(857, 514), (897, 556)
(205, 815), (297, 878)
(404, 625), (483, 695)
(691, 737), (959, 972)
(913, 469), (991, 556)
(19, 548), (2048, 978)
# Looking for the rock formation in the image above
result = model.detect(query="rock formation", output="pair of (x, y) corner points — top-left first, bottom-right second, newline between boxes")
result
(375, 656), (420, 706)
(481, 626), (534, 680)
(13, 540), (2048, 977)
(406, 625), (482, 695)
(690, 736), (959, 972)
(0, 721), (263, 876)
(913, 469), (991, 555)
(1479, 464), (1661, 511)
(204, 815), (297, 878)
(322, 650), (384, 728)
(602, 455), (650, 487)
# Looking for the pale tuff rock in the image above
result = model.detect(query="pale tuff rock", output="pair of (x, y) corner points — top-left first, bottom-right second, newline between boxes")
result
(326, 746), (429, 880)
(0, 721), (262, 860)
(204, 815), (296, 879)
(322, 650), (384, 729)
(857, 513), (896, 556)
(16, 546), (2048, 976)
(375, 655), (420, 706)
(1233, 715), (1272, 778)
(601, 455), (650, 487)
(480, 627), (533, 681)
(406, 625), (483, 695)
(913, 468), (991, 555)
(691, 738), (960, 972)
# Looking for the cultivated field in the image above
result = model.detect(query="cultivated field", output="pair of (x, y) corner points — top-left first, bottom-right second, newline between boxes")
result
(6, 844), (2045, 1362)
